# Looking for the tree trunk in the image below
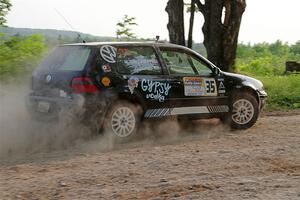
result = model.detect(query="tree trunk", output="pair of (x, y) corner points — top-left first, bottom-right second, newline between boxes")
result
(222, 0), (246, 71)
(187, 0), (196, 48)
(196, 0), (246, 71)
(166, 0), (185, 46)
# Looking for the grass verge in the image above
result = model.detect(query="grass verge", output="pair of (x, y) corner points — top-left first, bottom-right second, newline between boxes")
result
(256, 74), (300, 110)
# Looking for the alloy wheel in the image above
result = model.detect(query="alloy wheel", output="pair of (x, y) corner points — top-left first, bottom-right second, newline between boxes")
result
(111, 107), (136, 138)
(232, 99), (255, 125)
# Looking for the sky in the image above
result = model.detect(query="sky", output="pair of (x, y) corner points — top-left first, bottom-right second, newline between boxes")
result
(6, 0), (300, 44)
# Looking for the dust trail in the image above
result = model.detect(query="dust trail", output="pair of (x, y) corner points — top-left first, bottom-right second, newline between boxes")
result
(131, 116), (230, 150)
(0, 83), (230, 160)
(0, 84), (114, 159)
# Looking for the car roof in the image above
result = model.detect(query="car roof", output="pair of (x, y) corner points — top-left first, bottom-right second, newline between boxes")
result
(62, 41), (186, 49)
(61, 41), (216, 69)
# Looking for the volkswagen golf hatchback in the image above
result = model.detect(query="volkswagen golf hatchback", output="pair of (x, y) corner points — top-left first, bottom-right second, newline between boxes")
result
(27, 42), (267, 140)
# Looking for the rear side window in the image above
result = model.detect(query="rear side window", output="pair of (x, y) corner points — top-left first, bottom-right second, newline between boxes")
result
(117, 46), (162, 75)
(40, 46), (92, 71)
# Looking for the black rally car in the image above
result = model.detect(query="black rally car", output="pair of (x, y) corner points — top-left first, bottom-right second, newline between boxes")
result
(27, 42), (267, 139)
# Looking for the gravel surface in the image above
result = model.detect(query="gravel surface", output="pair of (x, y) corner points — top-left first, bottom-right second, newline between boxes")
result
(0, 114), (300, 200)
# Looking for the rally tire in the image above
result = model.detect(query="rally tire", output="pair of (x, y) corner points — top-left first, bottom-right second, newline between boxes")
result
(104, 100), (142, 143)
(229, 92), (259, 130)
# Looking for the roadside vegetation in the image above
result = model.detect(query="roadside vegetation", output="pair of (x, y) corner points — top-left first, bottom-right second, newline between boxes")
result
(235, 41), (300, 110)
(0, 33), (46, 82)
(258, 75), (300, 110)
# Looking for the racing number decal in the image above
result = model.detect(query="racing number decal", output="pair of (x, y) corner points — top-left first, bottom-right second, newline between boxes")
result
(205, 80), (216, 93)
(183, 77), (217, 96)
(204, 79), (217, 96)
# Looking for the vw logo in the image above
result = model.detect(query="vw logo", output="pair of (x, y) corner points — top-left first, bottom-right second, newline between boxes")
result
(100, 45), (117, 63)
(45, 75), (52, 83)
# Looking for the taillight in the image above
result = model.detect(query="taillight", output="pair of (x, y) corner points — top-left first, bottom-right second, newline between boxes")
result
(71, 77), (99, 93)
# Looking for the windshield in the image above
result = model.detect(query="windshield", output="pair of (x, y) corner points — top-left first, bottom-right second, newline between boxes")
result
(39, 46), (92, 71)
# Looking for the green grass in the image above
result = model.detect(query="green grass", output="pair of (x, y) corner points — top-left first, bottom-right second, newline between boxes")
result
(255, 75), (300, 110)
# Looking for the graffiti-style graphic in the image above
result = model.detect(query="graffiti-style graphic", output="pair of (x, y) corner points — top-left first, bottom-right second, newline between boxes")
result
(100, 45), (117, 63)
(141, 79), (171, 102)
(102, 64), (112, 72)
(128, 77), (139, 94)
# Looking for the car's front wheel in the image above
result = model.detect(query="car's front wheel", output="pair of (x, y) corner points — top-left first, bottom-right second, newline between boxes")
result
(229, 92), (259, 129)
(104, 101), (142, 142)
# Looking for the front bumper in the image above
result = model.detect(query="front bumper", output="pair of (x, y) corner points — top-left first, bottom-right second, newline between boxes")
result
(257, 90), (268, 110)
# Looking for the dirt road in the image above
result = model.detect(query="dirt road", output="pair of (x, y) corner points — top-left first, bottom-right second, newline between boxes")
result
(0, 114), (300, 200)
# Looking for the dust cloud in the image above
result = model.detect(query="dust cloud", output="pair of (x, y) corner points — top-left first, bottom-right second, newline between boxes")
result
(139, 116), (229, 148)
(0, 84), (115, 159)
(0, 83), (230, 160)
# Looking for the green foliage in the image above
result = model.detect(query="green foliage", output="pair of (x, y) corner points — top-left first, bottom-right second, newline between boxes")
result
(0, 33), (47, 81)
(235, 40), (300, 76)
(235, 40), (300, 110)
(291, 41), (300, 55)
(116, 15), (138, 39)
(258, 75), (300, 110)
(0, 0), (11, 26)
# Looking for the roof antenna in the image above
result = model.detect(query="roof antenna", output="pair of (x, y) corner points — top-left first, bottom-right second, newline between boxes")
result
(156, 35), (160, 42)
(54, 8), (85, 43)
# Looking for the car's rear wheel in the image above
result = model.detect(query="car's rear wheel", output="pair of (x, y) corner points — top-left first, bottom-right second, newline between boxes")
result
(104, 101), (142, 142)
(229, 92), (259, 129)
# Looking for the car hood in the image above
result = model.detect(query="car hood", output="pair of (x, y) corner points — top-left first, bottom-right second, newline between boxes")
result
(222, 72), (264, 90)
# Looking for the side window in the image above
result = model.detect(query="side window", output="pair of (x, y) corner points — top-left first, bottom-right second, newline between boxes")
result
(160, 48), (213, 76)
(190, 56), (212, 75)
(117, 47), (162, 75)
(160, 49), (196, 75)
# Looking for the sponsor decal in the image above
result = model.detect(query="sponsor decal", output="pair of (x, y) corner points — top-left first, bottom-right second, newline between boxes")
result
(100, 45), (117, 63)
(101, 77), (111, 87)
(141, 79), (171, 102)
(128, 77), (139, 94)
(218, 81), (226, 94)
(102, 64), (112, 72)
(183, 77), (217, 96)
(183, 77), (205, 96)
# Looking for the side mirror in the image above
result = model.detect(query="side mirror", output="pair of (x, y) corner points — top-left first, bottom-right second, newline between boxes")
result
(214, 67), (221, 75)
(213, 67), (221, 75)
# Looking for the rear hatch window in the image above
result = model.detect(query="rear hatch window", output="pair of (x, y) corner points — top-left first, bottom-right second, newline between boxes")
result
(39, 46), (92, 71)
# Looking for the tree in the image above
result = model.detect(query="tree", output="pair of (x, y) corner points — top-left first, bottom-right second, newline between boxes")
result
(186, 0), (197, 48)
(290, 41), (300, 55)
(195, 0), (246, 71)
(165, 0), (185, 46)
(0, 0), (12, 26)
(0, 34), (46, 80)
(116, 15), (138, 39)
(166, 0), (246, 71)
